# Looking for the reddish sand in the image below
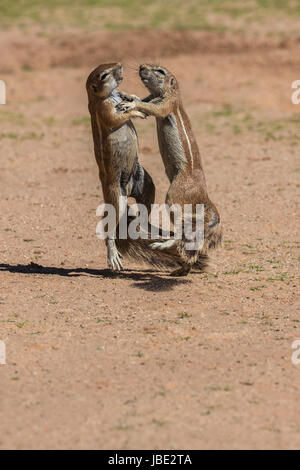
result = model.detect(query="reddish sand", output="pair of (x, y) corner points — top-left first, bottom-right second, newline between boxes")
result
(0, 29), (299, 449)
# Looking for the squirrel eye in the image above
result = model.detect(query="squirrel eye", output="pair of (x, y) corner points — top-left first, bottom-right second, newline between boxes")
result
(101, 72), (109, 80)
(156, 68), (166, 76)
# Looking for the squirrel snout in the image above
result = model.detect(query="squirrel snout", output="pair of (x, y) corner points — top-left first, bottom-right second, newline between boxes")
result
(115, 63), (123, 74)
(139, 64), (150, 79)
(139, 64), (149, 72)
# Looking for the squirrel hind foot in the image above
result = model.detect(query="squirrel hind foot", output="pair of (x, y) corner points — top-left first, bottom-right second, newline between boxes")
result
(170, 264), (191, 277)
(150, 239), (176, 251)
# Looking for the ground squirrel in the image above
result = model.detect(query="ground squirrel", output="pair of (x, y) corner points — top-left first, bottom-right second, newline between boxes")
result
(86, 63), (184, 272)
(118, 64), (222, 276)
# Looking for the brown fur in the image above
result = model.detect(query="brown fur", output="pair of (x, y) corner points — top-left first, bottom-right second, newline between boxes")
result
(118, 64), (222, 276)
(86, 62), (185, 271)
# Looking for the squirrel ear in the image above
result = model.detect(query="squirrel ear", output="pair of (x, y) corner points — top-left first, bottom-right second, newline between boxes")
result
(170, 77), (176, 87)
(91, 85), (98, 93)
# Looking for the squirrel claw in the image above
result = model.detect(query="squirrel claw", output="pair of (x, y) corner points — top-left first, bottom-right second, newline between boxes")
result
(107, 246), (123, 271)
(117, 102), (136, 112)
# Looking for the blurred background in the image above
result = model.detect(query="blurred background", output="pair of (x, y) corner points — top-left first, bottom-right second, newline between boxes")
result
(1, 0), (300, 33)
(1, 0), (300, 71)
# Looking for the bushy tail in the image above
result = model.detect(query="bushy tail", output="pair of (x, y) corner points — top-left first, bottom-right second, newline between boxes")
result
(115, 209), (222, 273)
(115, 236), (215, 273)
(115, 237), (182, 270)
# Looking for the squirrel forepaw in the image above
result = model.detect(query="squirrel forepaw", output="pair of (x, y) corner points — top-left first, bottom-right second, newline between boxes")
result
(117, 101), (136, 113)
(133, 111), (147, 119)
(118, 92), (141, 102)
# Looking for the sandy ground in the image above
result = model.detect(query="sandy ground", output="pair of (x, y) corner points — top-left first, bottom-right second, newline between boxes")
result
(0, 28), (299, 449)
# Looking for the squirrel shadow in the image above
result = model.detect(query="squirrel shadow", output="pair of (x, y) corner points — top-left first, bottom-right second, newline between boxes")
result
(0, 262), (190, 292)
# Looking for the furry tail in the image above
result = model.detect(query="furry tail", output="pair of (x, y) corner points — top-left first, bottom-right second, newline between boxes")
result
(115, 237), (182, 270)
(115, 237), (214, 273)
(115, 213), (222, 273)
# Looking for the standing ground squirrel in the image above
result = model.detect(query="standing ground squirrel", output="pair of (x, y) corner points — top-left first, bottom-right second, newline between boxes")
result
(86, 63), (185, 272)
(118, 64), (222, 276)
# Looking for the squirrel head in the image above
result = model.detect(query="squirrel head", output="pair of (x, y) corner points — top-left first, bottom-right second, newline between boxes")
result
(86, 63), (123, 99)
(139, 64), (179, 97)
